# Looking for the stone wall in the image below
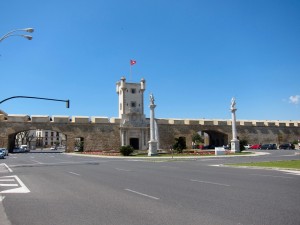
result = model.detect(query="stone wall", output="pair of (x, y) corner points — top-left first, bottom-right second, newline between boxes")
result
(157, 119), (300, 149)
(0, 114), (299, 151)
(0, 115), (121, 152)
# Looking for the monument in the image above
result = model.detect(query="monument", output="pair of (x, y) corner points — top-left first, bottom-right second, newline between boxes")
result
(230, 97), (240, 153)
(148, 93), (158, 156)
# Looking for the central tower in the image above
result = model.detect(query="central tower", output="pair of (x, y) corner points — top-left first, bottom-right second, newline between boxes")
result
(116, 77), (149, 150)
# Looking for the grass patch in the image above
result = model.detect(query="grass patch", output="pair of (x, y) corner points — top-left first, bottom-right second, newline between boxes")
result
(228, 160), (300, 170)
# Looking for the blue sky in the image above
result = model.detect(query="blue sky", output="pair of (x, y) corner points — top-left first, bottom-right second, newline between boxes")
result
(1, 0), (299, 121)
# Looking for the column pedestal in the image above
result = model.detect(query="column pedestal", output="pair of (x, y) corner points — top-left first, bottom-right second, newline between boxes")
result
(148, 140), (158, 156)
(231, 139), (240, 153)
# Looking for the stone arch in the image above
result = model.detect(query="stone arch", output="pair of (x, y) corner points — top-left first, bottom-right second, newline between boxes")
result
(202, 130), (229, 147)
(7, 128), (67, 152)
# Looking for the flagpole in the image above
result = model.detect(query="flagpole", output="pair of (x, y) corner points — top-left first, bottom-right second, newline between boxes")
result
(130, 64), (132, 81)
(129, 60), (136, 81)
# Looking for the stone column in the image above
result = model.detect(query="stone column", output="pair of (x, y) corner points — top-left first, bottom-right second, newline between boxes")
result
(121, 130), (126, 146)
(148, 93), (158, 156)
(230, 97), (240, 153)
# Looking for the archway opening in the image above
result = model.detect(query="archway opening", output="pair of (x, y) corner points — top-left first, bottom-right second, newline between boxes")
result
(74, 137), (84, 152)
(9, 129), (66, 152)
(196, 130), (228, 149)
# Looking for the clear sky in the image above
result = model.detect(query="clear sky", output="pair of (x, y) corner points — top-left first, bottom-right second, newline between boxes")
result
(1, 0), (299, 121)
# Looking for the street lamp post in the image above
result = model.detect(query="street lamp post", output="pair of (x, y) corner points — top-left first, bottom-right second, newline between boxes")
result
(0, 28), (34, 42)
(0, 96), (70, 108)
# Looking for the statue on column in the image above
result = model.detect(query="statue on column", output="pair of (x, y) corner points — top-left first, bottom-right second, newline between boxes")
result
(231, 97), (236, 110)
(148, 93), (158, 156)
(230, 97), (240, 153)
(150, 93), (155, 105)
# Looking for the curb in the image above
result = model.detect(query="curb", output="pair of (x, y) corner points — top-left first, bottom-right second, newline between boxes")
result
(65, 151), (268, 159)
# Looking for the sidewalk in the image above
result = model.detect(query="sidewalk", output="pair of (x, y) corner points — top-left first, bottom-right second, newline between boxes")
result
(0, 196), (11, 225)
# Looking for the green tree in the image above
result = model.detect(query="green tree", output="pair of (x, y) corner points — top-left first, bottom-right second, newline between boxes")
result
(239, 139), (247, 152)
(192, 133), (203, 144)
(173, 137), (186, 153)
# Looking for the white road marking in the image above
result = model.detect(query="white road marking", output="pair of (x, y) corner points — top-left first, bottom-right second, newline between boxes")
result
(115, 168), (131, 172)
(0, 184), (18, 187)
(0, 195), (5, 201)
(0, 179), (15, 182)
(0, 175), (30, 193)
(250, 174), (294, 179)
(125, 189), (160, 200)
(31, 160), (43, 164)
(279, 170), (300, 176)
(68, 172), (81, 176)
(0, 163), (13, 172)
(190, 179), (230, 187)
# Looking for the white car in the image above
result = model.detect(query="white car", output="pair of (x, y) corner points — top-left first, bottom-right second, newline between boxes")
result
(244, 144), (252, 149)
(0, 148), (9, 156)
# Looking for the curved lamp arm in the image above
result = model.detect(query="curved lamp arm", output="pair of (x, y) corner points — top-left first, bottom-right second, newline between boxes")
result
(0, 96), (70, 108)
(0, 28), (34, 42)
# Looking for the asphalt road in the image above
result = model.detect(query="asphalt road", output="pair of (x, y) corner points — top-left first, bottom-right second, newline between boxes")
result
(0, 150), (299, 225)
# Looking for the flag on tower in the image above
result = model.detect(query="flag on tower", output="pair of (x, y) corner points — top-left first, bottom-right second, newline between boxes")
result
(130, 60), (136, 65)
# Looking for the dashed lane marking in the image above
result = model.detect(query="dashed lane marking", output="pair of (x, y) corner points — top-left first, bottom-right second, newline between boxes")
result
(190, 179), (231, 187)
(125, 189), (160, 200)
(115, 168), (132, 172)
(68, 172), (81, 176)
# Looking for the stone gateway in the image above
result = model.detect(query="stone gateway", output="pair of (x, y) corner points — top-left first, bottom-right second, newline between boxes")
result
(0, 78), (299, 152)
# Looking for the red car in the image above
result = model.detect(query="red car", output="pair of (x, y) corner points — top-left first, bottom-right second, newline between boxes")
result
(250, 144), (261, 149)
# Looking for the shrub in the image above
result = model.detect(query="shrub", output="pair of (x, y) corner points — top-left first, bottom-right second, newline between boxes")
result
(239, 139), (247, 152)
(173, 137), (186, 153)
(120, 145), (134, 156)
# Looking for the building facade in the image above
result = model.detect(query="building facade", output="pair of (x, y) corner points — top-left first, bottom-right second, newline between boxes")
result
(15, 129), (66, 149)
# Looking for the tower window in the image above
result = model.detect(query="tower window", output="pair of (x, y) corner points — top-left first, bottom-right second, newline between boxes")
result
(131, 101), (136, 107)
(131, 88), (136, 94)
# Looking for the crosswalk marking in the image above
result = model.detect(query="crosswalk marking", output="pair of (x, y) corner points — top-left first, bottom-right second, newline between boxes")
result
(0, 175), (30, 194)
(0, 179), (14, 182)
(0, 184), (18, 187)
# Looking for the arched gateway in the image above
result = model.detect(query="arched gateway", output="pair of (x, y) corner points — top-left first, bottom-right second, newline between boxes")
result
(0, 78), (299, 152)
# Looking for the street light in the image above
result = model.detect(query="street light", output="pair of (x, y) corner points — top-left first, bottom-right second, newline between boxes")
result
(0, 96), (70, 108)
(0, 28), (34, 42)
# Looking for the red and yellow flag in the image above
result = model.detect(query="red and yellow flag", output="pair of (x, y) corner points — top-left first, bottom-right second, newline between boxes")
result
(130, 60), (136, 65)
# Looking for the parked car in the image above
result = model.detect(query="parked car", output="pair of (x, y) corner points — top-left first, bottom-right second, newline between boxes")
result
(0, 149), (6, 159)
(20, 145), (30, 152)
(250, 144), (261, 149)
(279, 143), (295, 150)
(244, 144), (252, 149)
(0, 148), (9, 156)
(261, 144), (277, 150)
(203, 145), (215, 149)
(13, 147), (22, 153)
(50, 146), (57, 150)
